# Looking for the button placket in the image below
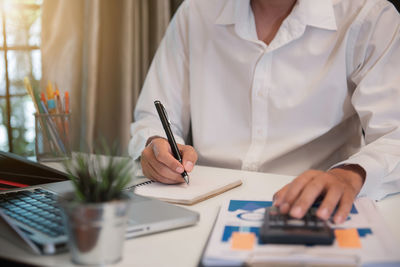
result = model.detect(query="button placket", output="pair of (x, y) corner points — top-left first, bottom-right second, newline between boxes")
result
(242, 52), (272, 171)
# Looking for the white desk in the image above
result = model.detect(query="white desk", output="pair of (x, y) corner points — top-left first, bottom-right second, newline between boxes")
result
(1, 165), (399, 267)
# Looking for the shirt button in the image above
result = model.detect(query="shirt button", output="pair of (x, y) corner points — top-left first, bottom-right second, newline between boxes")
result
(257, 91), (263, 97)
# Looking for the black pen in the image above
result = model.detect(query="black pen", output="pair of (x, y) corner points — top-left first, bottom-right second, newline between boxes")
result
(154, 100), (189, 184)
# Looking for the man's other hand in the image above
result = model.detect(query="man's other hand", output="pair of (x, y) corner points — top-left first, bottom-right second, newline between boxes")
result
(140, 137), (198, 184)
(273, 165), (366, 224)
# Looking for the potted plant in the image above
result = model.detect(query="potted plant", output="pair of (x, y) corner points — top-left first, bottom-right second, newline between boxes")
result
(59, 152), (133, 265)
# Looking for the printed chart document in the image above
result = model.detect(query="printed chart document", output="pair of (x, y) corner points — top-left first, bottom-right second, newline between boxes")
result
(201, 198), (400, 267)
(133, 166), (242, 205)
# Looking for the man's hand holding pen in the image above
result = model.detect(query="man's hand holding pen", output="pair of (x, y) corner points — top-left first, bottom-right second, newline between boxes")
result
(145, 100), (198, 184)
(141, 137), (198, 184)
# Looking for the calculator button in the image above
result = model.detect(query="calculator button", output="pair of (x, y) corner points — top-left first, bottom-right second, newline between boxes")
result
(286, 219), (306, 227)
(306, 220), (316, 227)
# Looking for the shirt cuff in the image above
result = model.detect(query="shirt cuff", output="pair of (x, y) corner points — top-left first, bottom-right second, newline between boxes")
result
(331, 154), (386, 200)
(128, 128), (186, 161)
(128, 128), (165, 160)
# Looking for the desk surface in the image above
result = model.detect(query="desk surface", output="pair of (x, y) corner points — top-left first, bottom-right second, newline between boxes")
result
(0, 165), (399, 267)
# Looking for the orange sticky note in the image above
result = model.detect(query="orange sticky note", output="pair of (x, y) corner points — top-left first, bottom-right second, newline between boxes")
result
(231, 232), (256, 250)
(334, 228), (362, 248)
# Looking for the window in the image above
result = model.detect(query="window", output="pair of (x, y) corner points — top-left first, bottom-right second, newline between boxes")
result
(0, 0), (42, 156)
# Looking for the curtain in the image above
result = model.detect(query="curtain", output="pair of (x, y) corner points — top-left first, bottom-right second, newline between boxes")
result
(41, 0), (181, 155)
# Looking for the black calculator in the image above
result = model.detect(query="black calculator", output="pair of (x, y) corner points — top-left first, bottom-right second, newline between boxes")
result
(259, 206), (334, 245)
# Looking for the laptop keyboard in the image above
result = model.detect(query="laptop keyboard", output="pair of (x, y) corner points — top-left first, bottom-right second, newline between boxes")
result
(0, 188), (65, 238)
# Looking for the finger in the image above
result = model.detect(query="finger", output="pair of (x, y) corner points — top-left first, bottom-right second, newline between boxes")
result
(316, 186), (343, 220)
(151, 139), (185, 174)
(142, 158), (181, 184)
(149, 158), (185, 183)
(141, 157), (152, 179)
(272, 184), (290, 207)
(146, 150), (186, 183)
(333, 192), (355, 224)
(279, 170), (319, 213)
(178, 144), (198, 172)
(289, 179), (325, 218)
(141, 145), (185, 183)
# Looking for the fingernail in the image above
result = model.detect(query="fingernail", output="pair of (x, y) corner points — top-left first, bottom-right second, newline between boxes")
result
(290, 206), (302, 218)
(319, 208), (329, 220)
(176, 166), (184, 173)
(184, 161), (194, 172)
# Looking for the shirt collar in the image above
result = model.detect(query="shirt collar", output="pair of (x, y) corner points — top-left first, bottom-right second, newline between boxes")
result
(295, 0), (337, 30)
(215, 0), (237, 25)
(215, 0), (337, 31)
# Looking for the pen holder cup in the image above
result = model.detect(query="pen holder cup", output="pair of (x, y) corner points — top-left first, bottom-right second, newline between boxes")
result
(35, 113), (71, 162)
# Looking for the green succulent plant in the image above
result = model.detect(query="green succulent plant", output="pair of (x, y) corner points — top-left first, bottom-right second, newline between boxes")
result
(63, 152), (132, 203)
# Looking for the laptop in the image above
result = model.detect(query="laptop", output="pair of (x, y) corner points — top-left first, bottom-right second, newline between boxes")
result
(0, 151), (199, 255)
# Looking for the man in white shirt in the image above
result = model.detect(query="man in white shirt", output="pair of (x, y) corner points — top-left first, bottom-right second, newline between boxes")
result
(129, 0), (400, 223)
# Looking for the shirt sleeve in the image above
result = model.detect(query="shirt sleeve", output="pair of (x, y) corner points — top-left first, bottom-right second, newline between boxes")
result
(342, 2), (400, 200)
(128, 1), (190, 160)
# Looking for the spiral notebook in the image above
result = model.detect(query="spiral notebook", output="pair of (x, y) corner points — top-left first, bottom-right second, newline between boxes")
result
(131, 166), (243, 205)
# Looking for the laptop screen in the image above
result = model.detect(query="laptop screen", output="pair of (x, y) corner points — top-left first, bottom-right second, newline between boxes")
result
(0, 151), (68, 190)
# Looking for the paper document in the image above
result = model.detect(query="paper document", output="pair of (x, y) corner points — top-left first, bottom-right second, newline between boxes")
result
(133, 166), (242, 205)
(201, 198), (400, 267)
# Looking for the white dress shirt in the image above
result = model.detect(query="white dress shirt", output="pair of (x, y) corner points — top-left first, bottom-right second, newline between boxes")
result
(129, 0), (400, 200)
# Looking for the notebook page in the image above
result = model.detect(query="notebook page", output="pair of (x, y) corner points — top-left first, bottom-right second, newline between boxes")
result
(134, 165), (242, 205)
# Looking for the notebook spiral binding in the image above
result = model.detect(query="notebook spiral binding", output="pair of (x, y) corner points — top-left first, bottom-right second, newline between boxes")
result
(135, 180), (155, 187)
(125, 180), (155, 191)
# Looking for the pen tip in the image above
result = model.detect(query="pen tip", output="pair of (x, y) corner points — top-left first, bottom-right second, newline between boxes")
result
(183, 174), (189, 185)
